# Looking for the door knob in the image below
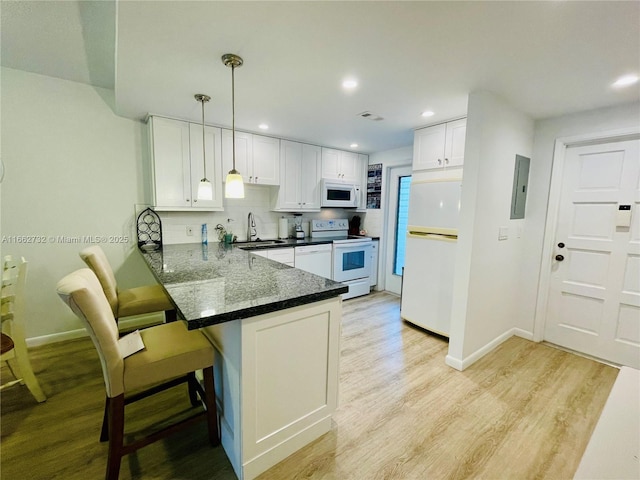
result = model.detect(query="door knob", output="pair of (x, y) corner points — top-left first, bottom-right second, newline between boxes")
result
(555, 254), (564, 261)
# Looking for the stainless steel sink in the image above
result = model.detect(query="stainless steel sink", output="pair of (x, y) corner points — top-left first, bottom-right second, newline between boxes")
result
(236, 239), (286, 250)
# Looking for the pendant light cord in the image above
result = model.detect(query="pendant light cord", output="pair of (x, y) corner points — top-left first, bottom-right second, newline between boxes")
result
(201, 97), (207, 179)
(231, 64), (236, 171)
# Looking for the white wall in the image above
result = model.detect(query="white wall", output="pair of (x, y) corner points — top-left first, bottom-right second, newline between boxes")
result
(447, 90), (534, 370)
(523, 101), (640, 339)
(1, 67), (154, 341)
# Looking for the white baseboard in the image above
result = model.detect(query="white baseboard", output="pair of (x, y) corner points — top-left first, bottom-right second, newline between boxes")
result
(26, 313), (164, 348)
(26, 328), (87, 348)
(446, 327), (534, 371)
(242, 416), (332, 480)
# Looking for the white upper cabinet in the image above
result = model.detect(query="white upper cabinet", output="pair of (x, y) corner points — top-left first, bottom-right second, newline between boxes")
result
(275, 140), (321, 211)
(321, 148), (361, 182)
(252, 134), (280, 185)
(149, 116), (223, 211)
(299, 143), (322, 209)
(413, 118), (466, 171)
(222, 130), (280, 185)
(444, 118), (466, 168)
(222, 129), (252, 183)
(188, 123), (224, 209)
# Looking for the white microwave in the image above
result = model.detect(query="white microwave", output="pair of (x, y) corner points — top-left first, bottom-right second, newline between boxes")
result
(321, 179), (360, 208)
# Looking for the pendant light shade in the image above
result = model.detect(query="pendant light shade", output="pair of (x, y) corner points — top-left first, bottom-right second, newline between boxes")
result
(225, 170), (245, 198)
(197, 180), (213, 200)
(223, 53), (245, 199)
(195, 94), (213, 201)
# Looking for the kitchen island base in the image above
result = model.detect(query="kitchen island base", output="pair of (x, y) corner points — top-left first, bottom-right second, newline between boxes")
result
(203, 296), (342, 480)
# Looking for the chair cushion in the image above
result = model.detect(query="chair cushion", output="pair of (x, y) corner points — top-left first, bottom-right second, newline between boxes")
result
(1, 333), (14, 355)
(124, 321), (213, 393)
(117, 285), (174, 318)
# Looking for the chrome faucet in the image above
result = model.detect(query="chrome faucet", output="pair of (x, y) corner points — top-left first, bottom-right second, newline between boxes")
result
(247, 212), (257, 242)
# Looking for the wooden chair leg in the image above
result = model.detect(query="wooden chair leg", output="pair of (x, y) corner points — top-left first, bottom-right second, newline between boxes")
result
(100, 396), (110, 442)
(187, 372), (199, 407)
(106, 394), (125, 480)
(202, 366), (219, 446)
(13, 330), (46, 402)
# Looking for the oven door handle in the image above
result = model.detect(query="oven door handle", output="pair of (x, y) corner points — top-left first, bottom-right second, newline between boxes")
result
(334, 241), (372, 249)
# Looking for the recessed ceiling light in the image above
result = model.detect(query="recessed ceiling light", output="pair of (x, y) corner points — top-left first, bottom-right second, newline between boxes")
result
(350, 143), (359, 148)
(612, 74), (639, 88)
(258, 123), (269, 130)
(421, 110), (435, 117)
(342, 79), (358, 89)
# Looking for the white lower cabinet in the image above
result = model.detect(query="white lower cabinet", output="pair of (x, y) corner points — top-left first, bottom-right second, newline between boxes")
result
(275, 140), (321, 211)
(148, 116), (223, 211)
(203, 297), (342, 480)
(370, 239), (378, 287)
(252, 247), (294, 266)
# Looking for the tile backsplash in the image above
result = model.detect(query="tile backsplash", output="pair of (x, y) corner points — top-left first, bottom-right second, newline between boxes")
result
(154, 185), (363, 244)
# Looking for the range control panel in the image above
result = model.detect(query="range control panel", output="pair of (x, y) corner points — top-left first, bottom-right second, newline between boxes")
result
(311, 219), (349, 232)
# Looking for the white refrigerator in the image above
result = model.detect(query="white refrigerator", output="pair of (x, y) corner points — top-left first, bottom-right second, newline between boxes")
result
(400, 178), (461, 337)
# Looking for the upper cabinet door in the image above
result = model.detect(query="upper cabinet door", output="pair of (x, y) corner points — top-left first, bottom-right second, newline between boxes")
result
(413, 123), (446, 171)
(444, 118), (466, 168)
(412, 119), (466, 171)
(252, 134), (280, 185)
(321, 148), (361, 182)
(150, 117), (191, 208)
(222, 129), (252, 182)
(339, 151), (360, 182)
(321, 148), (341, 179)
(189, 123), (223, 209)
(278, 140), (303, 210)
(300, 144), (322, 209)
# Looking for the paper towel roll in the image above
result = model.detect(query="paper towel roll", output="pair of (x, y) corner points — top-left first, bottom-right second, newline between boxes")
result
(278, 218), (289, 239)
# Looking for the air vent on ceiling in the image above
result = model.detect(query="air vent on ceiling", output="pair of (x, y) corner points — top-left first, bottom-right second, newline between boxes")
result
(358, 111), (384, 121)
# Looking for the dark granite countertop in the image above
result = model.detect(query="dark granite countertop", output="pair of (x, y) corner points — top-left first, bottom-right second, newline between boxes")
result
(140, 243), (348, 329)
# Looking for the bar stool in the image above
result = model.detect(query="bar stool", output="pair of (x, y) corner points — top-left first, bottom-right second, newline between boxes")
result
(79, 246), (176, 329)
(57, 268), (218, 480)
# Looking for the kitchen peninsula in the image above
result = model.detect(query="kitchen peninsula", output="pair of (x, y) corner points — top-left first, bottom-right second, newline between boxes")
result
(140, 243), (348, 480)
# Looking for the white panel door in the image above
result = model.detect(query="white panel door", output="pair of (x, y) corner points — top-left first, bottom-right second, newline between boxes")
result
(544, 139), (640, 367)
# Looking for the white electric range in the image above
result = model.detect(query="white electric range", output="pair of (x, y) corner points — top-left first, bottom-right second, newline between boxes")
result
(310, 219), (372, 300)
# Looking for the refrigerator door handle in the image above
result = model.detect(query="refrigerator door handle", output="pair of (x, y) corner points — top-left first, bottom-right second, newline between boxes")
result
(408, 232), (457, 242)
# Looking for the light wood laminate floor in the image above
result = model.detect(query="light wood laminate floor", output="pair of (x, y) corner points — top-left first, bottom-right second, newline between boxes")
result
(1, 292), (618, 479)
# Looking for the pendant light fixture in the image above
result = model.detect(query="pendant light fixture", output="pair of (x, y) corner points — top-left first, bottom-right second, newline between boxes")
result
(222, 53), (245, 199)
(195, 93), (213, 201)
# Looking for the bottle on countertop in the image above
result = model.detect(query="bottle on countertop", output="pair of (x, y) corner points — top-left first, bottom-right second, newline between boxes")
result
(201, 224), (208, 245)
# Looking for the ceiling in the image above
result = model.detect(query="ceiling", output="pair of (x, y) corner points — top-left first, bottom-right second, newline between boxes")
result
(2, 1), (639, 154)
